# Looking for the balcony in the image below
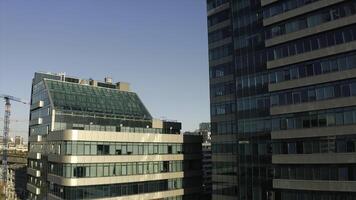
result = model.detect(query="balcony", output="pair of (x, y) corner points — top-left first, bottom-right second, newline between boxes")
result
(29, 118), (43, 126)
(27, 183), (40, 195)
(28, 152), (41, 160)
(27, 168), (41, 177)
(30, 100), (44, 111)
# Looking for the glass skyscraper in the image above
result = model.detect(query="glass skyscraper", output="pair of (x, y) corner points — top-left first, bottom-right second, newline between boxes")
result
(207, 0), (356, 199)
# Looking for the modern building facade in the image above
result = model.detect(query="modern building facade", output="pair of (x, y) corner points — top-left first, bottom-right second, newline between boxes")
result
(1, 150), (27, 200)
(198, 123), (212, 199)
(6, 164), (27, 200)
(201, 142), (212, 200)
(207, 0), (356, 199)
(27, 72), (202, 200)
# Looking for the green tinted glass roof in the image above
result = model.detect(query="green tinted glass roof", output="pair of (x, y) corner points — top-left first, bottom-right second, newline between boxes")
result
(45, 79), (152, 120)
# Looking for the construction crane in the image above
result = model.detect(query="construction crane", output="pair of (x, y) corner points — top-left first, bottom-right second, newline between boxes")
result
(0, 94), (28, 198)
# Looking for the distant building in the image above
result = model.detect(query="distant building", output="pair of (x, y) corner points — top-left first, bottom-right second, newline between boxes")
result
(202, 142), (212, 200)
(27, 72), (202, 200)
(199, 122), (211, 143)
(6, 164), (27, 200)
(15, 136), (24, 146)
(1, 151), (28, 200)
(184, 123), (212, 200)
(199, 123), (212, 199)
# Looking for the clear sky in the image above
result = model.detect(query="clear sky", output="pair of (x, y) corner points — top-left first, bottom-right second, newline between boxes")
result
(0, 0), (210, 141)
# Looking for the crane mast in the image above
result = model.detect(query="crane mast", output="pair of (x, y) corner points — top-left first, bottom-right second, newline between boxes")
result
(2, 98), (10, 198)
(0, 94), (28, 199)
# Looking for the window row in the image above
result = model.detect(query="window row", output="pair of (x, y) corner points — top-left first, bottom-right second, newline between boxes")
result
(233, 10), (261, 29)
(237, 107), (356, 133)
(208, 27), (231, 44)
(212, 161), (237, 176)
(273, 136), (356, 154)
(211, 101), (236, 116)
(209, 44), (232, 61)
(207, 0), (228, 11)
(269, 25), (356, 61)
(275, 165), (356, 181)
(269, 52), (356, 84)
(212, 142), (237, 154)
(237, 95), (270, 113)
(210, 82), (234, 97)
(237, 117), (271, 134)
(212, 141), (271, 156)
(235, 32), (264, 50)
(48, 161), (183, 178)
(263, 0), (319, 19)
(30, 124), (50, 136)
(238, 142), (271, 156)
(212, 184), (238, 196)
(28, 159), (43, 171)
(266, 1), (356, 39)
(236, 49), (267, 76)
(28, 176), (42, 188)
(207, 10), (229, 27)
(237, 72), (269, 95)
(30, 106), (50, 120)
(209, 62), (233, 78)
(50, 178), (184, 200)
(271, 79), (356, 107)
(211, 121), (237, 135)
(231, 0), (259, 13)
(272, 107), (356, 131)
(31, 141), (201, 156)
(53, 115), (157, 134)
(278, 190), (356, 200)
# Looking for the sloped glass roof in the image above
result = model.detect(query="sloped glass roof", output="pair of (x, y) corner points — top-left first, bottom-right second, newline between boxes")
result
(45, 79), (152, 120)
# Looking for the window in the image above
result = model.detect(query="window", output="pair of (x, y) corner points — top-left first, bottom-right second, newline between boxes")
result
(342, 84), (351, 96)
(324, 86), (334, 99)
(97, 145), (109, 155)
(344, 111), (354, 124)
(292, 92), (301, 104)
(73, 166), (86, 178)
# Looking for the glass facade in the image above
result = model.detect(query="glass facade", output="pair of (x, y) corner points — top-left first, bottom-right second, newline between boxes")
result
(269, 51), (356, 84)
(49, 178), (186, 199)
(265, 1), (356, 39)
(208, 0), (272, 199)
(232, 0), (272, 199)
(263, 0), (356, 199)
(48, 161), (184, 178)
(30, 141), (200, 156)
(207, 0), (356, 199)
(45, 79), (151, 120)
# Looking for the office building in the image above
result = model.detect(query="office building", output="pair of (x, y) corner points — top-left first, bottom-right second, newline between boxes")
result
(15, 136), (24, 146)
(202, 142), (212, 199)
(193, 122), (212, 199)
(199, 122), (212, 143)
(6, 164), (27, 200)
(1, 150), (28, 199)
(208, 0), (272, 199)
(207, 0), (356, 199)
(27, 72), (202, 200)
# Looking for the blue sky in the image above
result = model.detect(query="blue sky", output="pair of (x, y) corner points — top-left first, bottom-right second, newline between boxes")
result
(0, 0), (210, 140)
